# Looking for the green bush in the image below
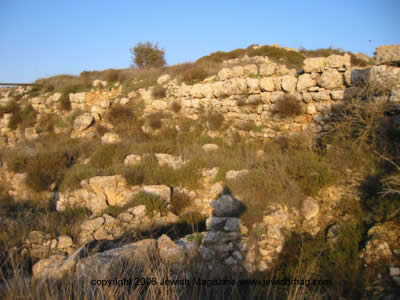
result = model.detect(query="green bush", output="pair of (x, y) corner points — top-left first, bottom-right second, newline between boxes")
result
(59, 164), (100, 192)
(130, 42), (166, 69)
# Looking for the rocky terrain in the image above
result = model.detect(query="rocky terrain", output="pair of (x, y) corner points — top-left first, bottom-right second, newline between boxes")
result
(0, 44), (399, 299)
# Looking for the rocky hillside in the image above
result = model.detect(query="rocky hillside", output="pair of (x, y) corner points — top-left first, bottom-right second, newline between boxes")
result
(0, 44), (399, 299)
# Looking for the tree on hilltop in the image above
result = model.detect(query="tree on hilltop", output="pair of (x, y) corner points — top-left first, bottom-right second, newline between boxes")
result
(130, 42), (166, 69)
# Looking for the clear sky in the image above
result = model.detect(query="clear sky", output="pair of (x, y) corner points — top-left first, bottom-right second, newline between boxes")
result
(0, 0), (399, 83)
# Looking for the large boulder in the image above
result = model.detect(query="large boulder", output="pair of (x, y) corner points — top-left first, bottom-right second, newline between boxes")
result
(78, 239), (157, 279)
(73, 113), (94, 132)
(325, 54), (351, 69)
(259, 77), (275, 92)
(301, 197), (320, 220)
(142, 185), (171, 203)
(259, 63), (277, 76)
(218, 68), (233, 81)
(297, 74), (316, 91)
(157, 74), (171, 85)
(374, 45), (400, 65)
(318, 69), (343, 89)
(101, 132), (121, 145)
(281, 75), (297, 92)
(157, 234), (185, 264)
(303, 57), (326, 73)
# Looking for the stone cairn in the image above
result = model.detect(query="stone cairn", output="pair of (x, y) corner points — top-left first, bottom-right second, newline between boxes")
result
(199, 193), (246, 273)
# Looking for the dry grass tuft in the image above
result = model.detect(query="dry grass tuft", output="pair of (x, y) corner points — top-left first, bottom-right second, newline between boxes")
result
(276, 95), (304, 117)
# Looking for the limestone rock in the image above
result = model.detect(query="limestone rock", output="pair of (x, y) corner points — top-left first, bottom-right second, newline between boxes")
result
(80, 217), (105, 232)
(155, 153), (186, 169)
(157, 234), (185, 264)
(303, 57), (326, 73)
(101, 132), (121, 144)
(93, 80), (107, 88)
(57, 236), (73, 249)
(202, 143), (219, 152)
(259, 77), (275, 92)
(190, 84), (203, 98)
(218, 68), (233, 81)
(318, 69), (343, 89)
(374, 45), (400, 65)
(152, 100), (167, 110)
(243, 64), (258, 76)
(297, 74), (316, 92)
(325, 54), (351, 69)
(281, 75), (297, 92)
(78, 239), (157, 278)
(157, 74), (171, 85)
(259, 63), (277, 76)
(73, 113), (94, 132)
(247, 78), (260, 94)
(124, 154), (142, 167)
(211, 194), (245, 217)
(142, 185), (171, 203)
(25, 127), (39, 141)
(226, 169), (249, 180)
(301, 197), (320, 220)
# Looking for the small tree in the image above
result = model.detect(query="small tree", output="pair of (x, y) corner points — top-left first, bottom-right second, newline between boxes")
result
(130, 42), (166, 69)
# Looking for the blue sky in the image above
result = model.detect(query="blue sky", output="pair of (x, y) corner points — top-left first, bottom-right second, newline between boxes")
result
(0, 0), (399, 83)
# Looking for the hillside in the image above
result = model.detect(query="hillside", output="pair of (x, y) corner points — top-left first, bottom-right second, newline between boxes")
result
(0, 44), (399, 299)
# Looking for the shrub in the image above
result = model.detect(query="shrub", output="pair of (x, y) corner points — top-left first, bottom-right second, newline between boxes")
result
(106, 104), (146, 139)
(286, 150), (337, 196)
(151, 84), (166, 99)
(8, 104), (37, 130)
(123, 164), (146, 186)
(90, 144), (127, 169)
(170, 101), (182, 113)
(59, 93), (71, 111)
(24, 152), (70, 192)
(170, 191), (191, 215)
(275, 95), (304, 117)
(181, 64), (209, 84)
(130, 42), (166, 69)
(146, 111), (164, 130)
(206, 112), (224, 130)
(102, 69), (119, 82)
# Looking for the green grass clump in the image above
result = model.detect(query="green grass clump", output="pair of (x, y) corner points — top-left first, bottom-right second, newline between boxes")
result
(6, 104), (37, 130)
(286, 151), (337, 197)
(59, 164), (100, 192)
(130, 191), (168, 217)
(100, 206), (125, 217)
